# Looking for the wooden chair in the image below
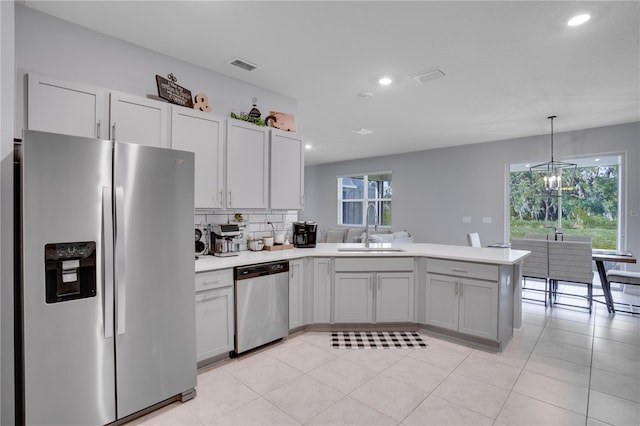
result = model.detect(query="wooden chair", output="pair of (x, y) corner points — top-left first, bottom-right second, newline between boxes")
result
(511, 238), (550, 306)
(548, 240), (594, 313)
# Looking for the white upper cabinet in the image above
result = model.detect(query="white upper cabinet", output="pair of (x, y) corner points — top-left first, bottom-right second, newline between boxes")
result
(225, 119), (269, 209)
(270, 129), (304, 210)
(109, 91), (169, 148)
(171, 108), (225, 209)
(27, 73), (106, 139)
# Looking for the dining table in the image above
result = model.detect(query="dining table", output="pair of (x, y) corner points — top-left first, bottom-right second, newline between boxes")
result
(592, 251), (637, 313)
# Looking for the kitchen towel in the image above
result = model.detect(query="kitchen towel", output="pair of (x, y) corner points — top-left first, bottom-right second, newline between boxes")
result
(331, 331), (428, 349)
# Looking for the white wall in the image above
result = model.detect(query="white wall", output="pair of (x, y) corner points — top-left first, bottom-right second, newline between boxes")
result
(302, 121), (640, 272)
(1, 1), (15, 423)
(13, 4), (297, 138)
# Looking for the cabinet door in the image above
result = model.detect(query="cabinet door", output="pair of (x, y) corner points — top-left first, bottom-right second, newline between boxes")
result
(195, 286), (234, 362)
(425, 274), (458, 331)
(289, 259), (305, 329)
(313, 258), (332, 323)
(334, 273), (373, 323)
(459, 279), (498, 340)
(110, 91), (169, 147)
(376, 272), (414, 323)
(171, 109), (225, 208)
(226, 119), (269, 209)
(270, 129), (304, 210)
(27, 73), (105, 138)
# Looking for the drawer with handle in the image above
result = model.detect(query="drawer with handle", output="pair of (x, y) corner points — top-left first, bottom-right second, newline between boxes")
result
(426, 258), (498, 281)
(195, 268), (233, 292)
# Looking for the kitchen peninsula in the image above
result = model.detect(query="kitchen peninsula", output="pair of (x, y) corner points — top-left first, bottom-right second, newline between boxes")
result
(195, 243), (529, 365)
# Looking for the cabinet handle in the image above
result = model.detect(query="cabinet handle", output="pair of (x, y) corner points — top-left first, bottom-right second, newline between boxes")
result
(96, 120), (101, 138)
(202, 279), (220, 287)
(454, 280), (459, 296)
(218, 190), (223, 206)
(228, 191), (232, 207)
(301, 194), (305, 207)
(111, 123), (116, 141)
(451, 268), (468, 274)
(198, 292), (221, 302)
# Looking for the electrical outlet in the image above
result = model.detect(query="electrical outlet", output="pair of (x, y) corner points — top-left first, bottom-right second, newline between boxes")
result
(462, 217), (472, 223)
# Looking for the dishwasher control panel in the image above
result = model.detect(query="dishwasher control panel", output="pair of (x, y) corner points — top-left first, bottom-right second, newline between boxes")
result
(234, 261), (290, 280)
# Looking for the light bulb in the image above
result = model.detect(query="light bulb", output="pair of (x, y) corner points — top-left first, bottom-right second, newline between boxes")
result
(568, 14), (591, 26)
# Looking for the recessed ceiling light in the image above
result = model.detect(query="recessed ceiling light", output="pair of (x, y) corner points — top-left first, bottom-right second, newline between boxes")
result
(567, 13), (591, 26)
(378, 77), (392, 86)
(352, 128), (374, 136)
(594, 158), (600, 162)
(358, 92), (374, 99)
(304, 144), (312, 150)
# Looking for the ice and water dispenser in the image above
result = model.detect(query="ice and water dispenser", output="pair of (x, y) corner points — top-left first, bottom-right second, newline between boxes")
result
(44, 242), (97, 303)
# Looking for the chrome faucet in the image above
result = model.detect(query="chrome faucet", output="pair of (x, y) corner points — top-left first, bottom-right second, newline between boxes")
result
(364, 203), (378, 248)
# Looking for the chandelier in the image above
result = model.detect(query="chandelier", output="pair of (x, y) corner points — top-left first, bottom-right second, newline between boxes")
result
(530, 116), (576, 191)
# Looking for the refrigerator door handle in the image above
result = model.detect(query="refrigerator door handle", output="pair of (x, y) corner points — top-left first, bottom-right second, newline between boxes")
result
(102, 187), (114, 339)
(115, 186), (127, 335)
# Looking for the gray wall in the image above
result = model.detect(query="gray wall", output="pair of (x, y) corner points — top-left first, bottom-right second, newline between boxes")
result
(302, 122), (640, 271)
(13, 4), (297, 138)
(1, 1), (15, 423)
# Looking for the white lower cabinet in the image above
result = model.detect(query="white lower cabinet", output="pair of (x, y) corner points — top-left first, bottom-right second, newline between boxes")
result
(334, 273), (373, 323)
(195, 269), (234, 364)
(425, 259), (499, 340)
(313, 258), (332, 323)
(376, 273), (415, 322)
(334, 271), (414, 324)
(289, 259), (305, 329)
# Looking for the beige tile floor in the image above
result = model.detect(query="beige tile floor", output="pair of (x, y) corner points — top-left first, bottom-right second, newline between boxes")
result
(129, 293), (640, 426)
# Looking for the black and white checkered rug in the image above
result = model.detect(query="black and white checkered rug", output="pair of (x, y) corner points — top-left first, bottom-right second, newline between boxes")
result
(331, 331), (428, 349)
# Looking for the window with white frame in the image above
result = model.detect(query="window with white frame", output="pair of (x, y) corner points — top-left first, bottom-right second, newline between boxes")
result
(509, 154), (622, 250)
(337, 172), (392, 226)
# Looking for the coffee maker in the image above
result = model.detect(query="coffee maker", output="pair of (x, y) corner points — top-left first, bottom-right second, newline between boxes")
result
(209, 224), (241, 257)
(292, 221), (317, 248)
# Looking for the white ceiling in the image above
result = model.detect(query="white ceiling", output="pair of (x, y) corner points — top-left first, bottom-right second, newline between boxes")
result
(22, 1), (640, 165)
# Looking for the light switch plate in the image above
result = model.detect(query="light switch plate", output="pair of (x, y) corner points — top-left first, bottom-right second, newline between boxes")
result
(462, 217), (471, 223)
(482, 217), (492, 223)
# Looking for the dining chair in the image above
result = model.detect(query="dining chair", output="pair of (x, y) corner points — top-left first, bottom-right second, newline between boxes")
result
(511, 238), (550, 306)
(548, 240), (594, 313)
(562, 235), (592, 242)
(605, 270), (640, 314)
(524, 233), (549, 240)
(466, 232), (481, 248)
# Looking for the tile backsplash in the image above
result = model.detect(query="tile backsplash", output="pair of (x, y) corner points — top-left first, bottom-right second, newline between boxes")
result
(195, 209), (299, 251)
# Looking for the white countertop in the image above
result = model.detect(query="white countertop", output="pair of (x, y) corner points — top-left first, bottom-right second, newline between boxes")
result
(195, 243), (530, 273)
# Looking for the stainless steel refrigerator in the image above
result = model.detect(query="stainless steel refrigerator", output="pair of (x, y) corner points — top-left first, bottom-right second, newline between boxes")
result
(15, 130), (197, 425)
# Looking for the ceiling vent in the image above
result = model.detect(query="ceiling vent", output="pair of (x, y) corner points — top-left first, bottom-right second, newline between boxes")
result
(230, 57), (259, 72)
(412, 68), (446, 84)
(352, 128), (374, 136)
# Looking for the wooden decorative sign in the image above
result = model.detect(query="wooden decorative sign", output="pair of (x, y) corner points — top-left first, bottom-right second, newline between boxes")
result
(155, 74), (193, 108)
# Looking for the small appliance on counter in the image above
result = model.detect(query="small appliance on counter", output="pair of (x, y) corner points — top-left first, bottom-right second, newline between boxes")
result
(292, 221), (318, 248)
(210, 224), (242, 257)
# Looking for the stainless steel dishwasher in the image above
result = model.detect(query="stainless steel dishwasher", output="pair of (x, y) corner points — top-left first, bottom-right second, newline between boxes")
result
(233, 260), (289, 355)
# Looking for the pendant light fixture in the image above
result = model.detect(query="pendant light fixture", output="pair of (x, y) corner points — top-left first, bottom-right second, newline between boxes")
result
(530, 116), (576, 191)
